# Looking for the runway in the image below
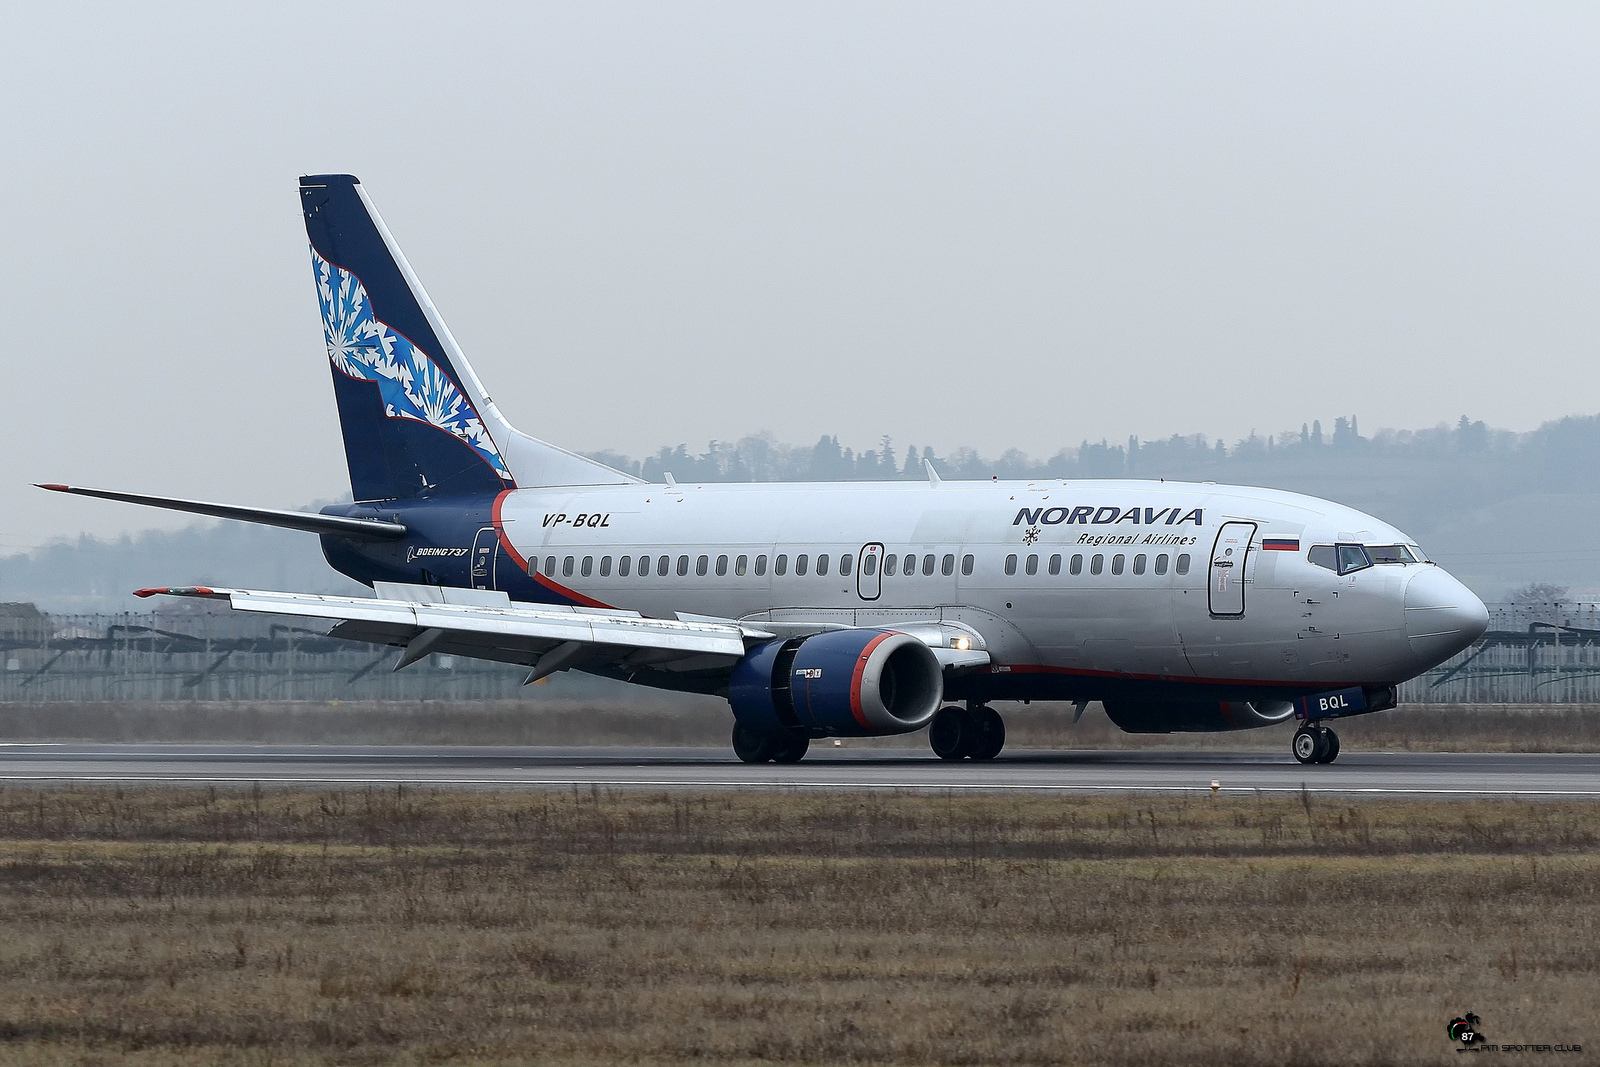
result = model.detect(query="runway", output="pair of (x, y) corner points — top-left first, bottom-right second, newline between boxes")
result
(0, 744), (1597, 795)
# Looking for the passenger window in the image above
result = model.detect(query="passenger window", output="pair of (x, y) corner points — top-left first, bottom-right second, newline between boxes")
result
(884, 554), (898, 577)
(755, 554), (768, 576)
(1025, 554), (1038, 576)
(639, 555), (651, 577)
(599, 555), (612, 577)
(735, 554), (748, 576)
(677, 555), (690, 576)
(581, 556), (593, 577)
(1176, 553), (1191, 575)
(1090, 554), (1104, 575)
(1111, 554), (1124, 575)
(1155, 554), (1168, 575)
(1005, 554), (1018, 576)
(816, 554), (829, 576)
(544, 556), (556, 577)
(923, 553), (935, 576)
(863, 553), (877, 576)
(1337, 544), (1372, 575)
(1070, 554), (1083, 576)
(696, 555), (708, 576)
(1133, 554), (1146, 575)
(904, 553), (918, 574)
(1048, 554), (1061, 576)
(840, 554), (853, 576)
(563, 556), (575, 577)
(942, 553), (955, 576)
(962, 554), (974, 576)
(796, 554), (809, 576)
(1308, 545), (1338, 571)
(658, 555), (670, 577)
(775, 554), (788, 576)
(619, 555), (631, 577)
(716, 554), (728, 576)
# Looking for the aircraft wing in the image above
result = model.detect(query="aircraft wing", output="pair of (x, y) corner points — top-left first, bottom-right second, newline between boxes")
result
(134, 583), (762, 682)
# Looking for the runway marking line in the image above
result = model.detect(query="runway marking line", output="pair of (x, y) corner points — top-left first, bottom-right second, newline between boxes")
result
(1, 774), (1599, 797)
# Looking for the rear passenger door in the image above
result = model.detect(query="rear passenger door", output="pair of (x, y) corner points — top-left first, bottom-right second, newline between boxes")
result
(470, 526), (498, 590)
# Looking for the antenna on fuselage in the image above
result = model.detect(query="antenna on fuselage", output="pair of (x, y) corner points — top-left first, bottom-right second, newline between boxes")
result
(924, 459), (942, 488)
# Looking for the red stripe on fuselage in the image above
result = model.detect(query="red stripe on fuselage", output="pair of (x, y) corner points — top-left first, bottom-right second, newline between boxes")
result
(991, 662), (1356, 691)
(492, 489), (613, 609)
(848, 632), (894, 730)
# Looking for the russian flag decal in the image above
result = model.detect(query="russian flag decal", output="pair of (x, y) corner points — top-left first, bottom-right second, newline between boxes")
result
(1261, 538), (1300, 551)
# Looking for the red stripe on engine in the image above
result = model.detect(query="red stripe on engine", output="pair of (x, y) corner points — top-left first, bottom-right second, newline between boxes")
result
(849, 632), (895, 730)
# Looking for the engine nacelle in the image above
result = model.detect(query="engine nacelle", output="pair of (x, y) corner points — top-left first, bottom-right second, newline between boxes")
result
(729, 629), (944, 737)
(1101, 698), (1298, 734)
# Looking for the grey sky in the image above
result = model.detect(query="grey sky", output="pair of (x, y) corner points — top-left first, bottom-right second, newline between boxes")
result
(3, 2), (1597, 550)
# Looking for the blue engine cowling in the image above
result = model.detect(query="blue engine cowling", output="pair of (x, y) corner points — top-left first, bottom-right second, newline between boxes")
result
(728, 629), (944, 737)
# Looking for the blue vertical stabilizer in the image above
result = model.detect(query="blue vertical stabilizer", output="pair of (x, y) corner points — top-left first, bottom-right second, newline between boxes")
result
(299, 174), (636, 502)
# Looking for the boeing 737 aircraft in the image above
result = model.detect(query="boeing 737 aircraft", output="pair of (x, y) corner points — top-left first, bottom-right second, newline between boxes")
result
(40, 174), (1489, 764)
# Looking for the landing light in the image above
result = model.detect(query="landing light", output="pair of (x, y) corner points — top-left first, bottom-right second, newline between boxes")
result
(952, 636), (971, 651)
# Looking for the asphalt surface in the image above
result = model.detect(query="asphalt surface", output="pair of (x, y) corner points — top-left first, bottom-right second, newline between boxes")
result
(0, 744), (1596, 795)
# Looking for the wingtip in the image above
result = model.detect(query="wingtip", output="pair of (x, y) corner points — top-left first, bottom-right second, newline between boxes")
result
(36, 483), (69, 492)
(134, 586), (220, 599)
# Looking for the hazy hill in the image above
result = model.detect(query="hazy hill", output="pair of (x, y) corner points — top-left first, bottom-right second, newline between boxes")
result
(5, 414), (1596, 611)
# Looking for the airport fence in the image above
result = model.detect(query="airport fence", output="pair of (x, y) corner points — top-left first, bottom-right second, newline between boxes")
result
(0, 609), (531, 702)
(2, 602), (1599, 704)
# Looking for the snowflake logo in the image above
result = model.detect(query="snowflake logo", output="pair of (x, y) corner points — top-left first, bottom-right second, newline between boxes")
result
(311, 246), (512, 482)
(1022, 525), (1041, 545)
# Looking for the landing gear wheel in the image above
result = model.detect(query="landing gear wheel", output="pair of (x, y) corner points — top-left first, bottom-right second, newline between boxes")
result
(929, 706), (969, 760)
(1317, 729), (1340, 764)
(732, 723), (778, 764)
(771, 733), (810, 764)
(967, 706), (1006, 761)
(1292, 726), (1320, 765)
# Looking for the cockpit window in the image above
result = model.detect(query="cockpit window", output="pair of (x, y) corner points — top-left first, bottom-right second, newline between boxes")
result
(1309, 543), (1377, 575)
(1336, 544), (1371, 575)
(1367, 544), (1418, 564)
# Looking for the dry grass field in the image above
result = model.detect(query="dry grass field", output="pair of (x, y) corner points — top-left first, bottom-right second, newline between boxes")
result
(0, 786), (1594, 1065)
(4, 699), (1600, 752)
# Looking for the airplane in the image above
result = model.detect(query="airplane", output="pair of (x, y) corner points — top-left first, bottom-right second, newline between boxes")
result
(39, 173), (1490, 765)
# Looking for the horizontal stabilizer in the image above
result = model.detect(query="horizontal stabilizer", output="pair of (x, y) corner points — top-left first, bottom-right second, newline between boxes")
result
(38, 484), (406, 540)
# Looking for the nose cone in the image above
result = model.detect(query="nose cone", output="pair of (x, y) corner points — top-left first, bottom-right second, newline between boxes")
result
(1404, 567), (1489, 669)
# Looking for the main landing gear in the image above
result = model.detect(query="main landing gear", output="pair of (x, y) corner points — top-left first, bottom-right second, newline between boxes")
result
(731, 723), (810, 764)
(929, 705), (1006, 761)
(1292, 724), (1340, 765)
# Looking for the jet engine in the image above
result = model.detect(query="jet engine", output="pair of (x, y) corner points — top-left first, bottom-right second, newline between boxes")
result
(1101, 698), (1299, 734)
(729, 629), (943, 737)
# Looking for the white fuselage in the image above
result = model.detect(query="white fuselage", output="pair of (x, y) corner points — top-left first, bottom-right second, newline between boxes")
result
(489, 478), (1484, 693)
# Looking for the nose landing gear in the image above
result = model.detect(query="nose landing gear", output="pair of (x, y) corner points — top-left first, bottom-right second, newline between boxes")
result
(1292, 724), (1340, 764)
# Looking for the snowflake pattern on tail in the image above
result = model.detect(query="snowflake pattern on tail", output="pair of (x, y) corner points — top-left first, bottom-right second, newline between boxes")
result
(312, 246), (512, 482)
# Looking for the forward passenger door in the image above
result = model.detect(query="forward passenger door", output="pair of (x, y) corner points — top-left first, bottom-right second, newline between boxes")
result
(1208, 522), (1256, 617)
